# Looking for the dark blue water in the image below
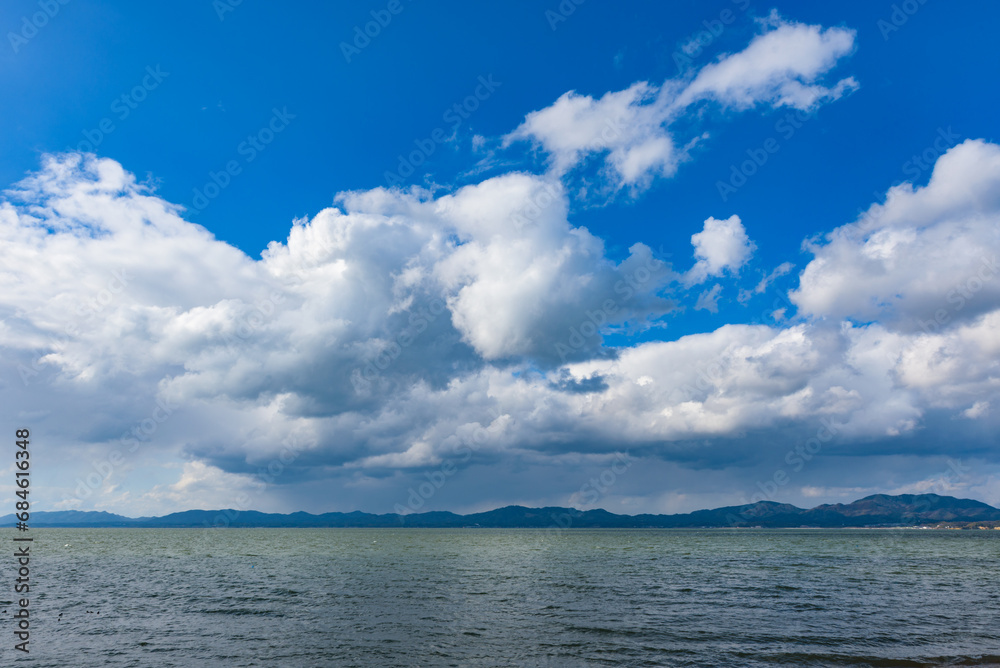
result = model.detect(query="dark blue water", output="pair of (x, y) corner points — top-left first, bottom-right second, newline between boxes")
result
(3, 528), (998, 666)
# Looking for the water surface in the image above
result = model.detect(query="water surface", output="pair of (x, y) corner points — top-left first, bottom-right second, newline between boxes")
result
(4, 528), (999, 666)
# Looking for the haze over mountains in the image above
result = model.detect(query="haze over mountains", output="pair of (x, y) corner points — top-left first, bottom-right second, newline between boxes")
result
(6, 494), (1000, 529)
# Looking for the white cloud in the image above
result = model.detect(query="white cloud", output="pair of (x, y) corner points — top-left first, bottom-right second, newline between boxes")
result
(428, 174), (674, 361)
(739, 261), (795, 302)
(0, 154), (673, 511)
(505, 15), (857, 192)
(963, 401), (989, 419)
(503, 81), (679, 189)
(685, 215), (756, 285)
(695, 284), (723, 313)
(791, 140), (1000, 330)
(5, 144), (1000, 515)
(800, 485), (873, 499)
(124, 461), (264, 517)
(675, 13), (858, 111)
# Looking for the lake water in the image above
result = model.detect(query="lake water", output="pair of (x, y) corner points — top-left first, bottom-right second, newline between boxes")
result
(4, 528), (999, 667)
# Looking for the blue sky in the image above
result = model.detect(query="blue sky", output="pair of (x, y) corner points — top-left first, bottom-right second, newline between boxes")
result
(2, 0), (999, 516)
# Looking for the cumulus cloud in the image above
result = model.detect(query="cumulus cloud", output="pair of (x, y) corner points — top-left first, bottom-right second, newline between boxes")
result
(0, 153), (671, 509)
(505, 14), (857, 192)
(791, 139), (1000, 330)
(1, 156), (673, 405)
(685, 215), (756, 285)
(5, 138), (1000, 516)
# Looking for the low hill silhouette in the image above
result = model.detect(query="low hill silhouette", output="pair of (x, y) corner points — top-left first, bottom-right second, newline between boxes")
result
(4, 493), (999, 528)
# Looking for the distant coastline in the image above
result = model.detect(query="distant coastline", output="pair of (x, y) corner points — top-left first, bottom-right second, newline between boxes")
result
(5, 493), (1000, 529)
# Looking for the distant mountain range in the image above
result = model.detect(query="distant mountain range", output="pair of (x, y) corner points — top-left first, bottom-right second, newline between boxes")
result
(4, 494), (1000, 529)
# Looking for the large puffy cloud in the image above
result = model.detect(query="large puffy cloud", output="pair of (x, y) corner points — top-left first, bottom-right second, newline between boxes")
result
(505, 14), (857, 192)
(1, 156), (672, 411)
(791, 139), (1000, 330)
(428, 175), (674, 362)
(4, 141), (1000, 517)
(0, 154), (676, 506)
